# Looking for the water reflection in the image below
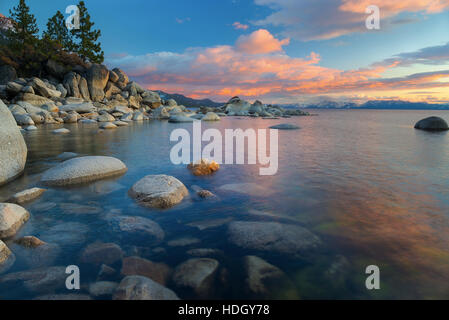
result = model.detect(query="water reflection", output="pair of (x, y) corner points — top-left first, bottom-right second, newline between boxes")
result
(0, 110), (449, 299)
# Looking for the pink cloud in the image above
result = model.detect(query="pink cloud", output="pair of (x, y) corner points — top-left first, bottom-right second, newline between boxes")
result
(236, 29), (290, 54)
(233, 21), (249, 30)
(340, 0), (449, 16)
(254, 0), (449, 40)
(106, 30), (449, 103)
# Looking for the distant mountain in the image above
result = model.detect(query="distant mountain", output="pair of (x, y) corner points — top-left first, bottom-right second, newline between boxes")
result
(301, 100), (449, 110)
(156, 91), (224, 108)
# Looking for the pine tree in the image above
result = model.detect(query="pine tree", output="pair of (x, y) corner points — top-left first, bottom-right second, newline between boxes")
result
(43, 10), (74, 51)
(8, 0), (39, 48)
(72, 1), (104, 63)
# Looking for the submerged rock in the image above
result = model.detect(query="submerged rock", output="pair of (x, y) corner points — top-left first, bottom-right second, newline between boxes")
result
(8, 187), (46, 204)
(244, 255), (285, 295)
(107, 215), (165, 245)
(14, 242), (61, 268)
(121, 256), (171, 285)
(40, 222), (89, 246)
(0, 203), (30, 239)
(52, 128), (70, 134)
(97, 264), (117, 280)
(60, 203), (102, 215)
(0, 266), (67, 294)
(168, 114), (196, 123)
(113, 275), (179, 300)
(41, 156), (127, 186)
(186, 218), (231, 231)
(414, 116), (449, 131)
(172, 258), (219, 297)
(129, 175), (188, 209)
(186, 248), (223, 257)
(0, 99), (27, 186)
(56, 152), (78, 160)
(269, 123), (300, 130)
(80, 242), (124, 266)
(89, 281), (118, 298)
(14, 236), (46, 248)
(167, 237), (201, 247)
(228, 221), (321, 255)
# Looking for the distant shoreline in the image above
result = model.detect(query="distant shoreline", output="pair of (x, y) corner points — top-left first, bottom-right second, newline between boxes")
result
(303, 107), (449, 111)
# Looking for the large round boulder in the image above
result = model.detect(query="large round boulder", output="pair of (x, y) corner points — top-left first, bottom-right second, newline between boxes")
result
(129, 175), (188, 209)
(41, 156), (127, 186)
(0, 99), (27, 186)
(414, 116), (449, 131)
(228, 221), (321, 255)
(0, 203), (31, 239)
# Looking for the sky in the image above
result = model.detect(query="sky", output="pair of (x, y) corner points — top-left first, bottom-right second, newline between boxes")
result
(1, 0), (449, 104)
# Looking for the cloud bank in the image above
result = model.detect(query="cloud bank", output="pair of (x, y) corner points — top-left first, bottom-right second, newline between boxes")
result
(253, 0), (449, 40)
(106, 30), (449, 103)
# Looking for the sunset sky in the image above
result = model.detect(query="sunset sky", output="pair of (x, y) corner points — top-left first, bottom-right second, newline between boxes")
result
(1, 0), (449, 104)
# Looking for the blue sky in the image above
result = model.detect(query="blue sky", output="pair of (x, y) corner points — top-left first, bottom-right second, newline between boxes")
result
(1, 0), (449, 104)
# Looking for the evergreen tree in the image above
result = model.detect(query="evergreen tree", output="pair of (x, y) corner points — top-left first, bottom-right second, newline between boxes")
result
(5, 0), (41, 76)
(72, 1), (104, 63)
(43, 10), (74, 51)
(8, 0), (39, 48)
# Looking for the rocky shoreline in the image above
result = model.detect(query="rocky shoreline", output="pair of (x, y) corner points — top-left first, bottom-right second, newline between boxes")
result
(0, 61), (309, 133)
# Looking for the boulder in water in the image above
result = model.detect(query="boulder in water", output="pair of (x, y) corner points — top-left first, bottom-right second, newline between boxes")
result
(41, 156), (127, 186)
(0, 203), (30, 239)
(0, 99), (27, 186)
(414, 116), (448, 131)
(129, 175), (188, 209)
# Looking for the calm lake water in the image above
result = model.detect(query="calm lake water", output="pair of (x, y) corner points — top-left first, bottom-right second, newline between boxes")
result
(1, 109), (449, 299)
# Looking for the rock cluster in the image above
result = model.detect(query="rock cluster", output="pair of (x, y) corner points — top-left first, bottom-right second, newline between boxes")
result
(1, 64), (309, 133)
(217, 96), (309, 118)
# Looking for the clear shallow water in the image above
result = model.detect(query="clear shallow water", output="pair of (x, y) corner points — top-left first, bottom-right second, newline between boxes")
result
(1, 109), (449, 299)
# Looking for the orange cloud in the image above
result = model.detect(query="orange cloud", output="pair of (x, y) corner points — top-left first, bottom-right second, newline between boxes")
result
(236, 29), (290, 54)
(340, 0), (449, 16)
(254, 0), (449, 40)
(107, 30), (449, 104)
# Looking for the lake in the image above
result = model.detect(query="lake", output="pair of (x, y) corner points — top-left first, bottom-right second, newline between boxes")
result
(1, 109), (449, 299)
